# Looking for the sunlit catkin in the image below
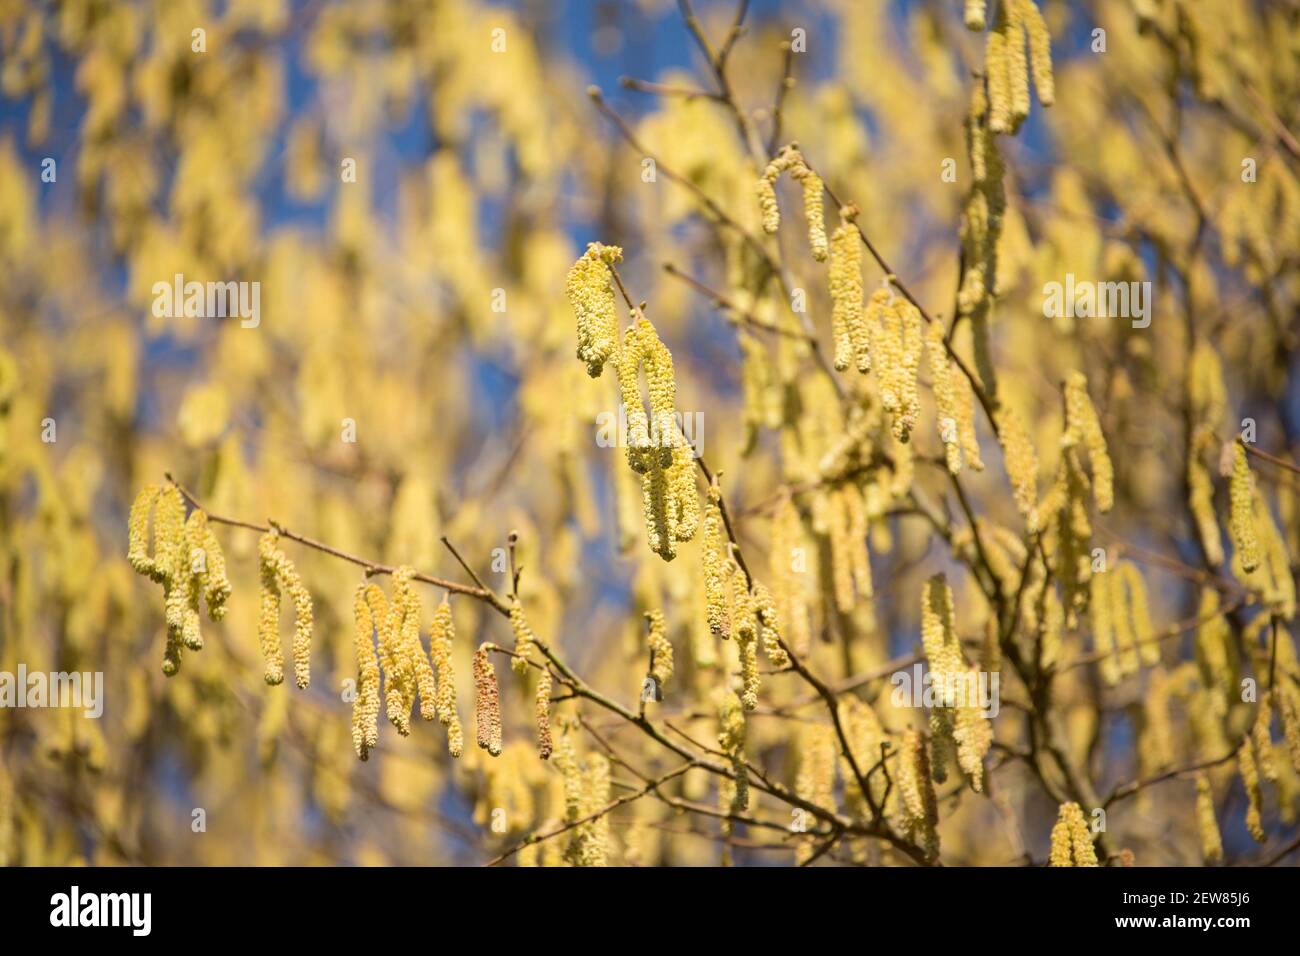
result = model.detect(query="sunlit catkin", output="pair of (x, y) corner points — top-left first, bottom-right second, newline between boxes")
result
(351, 582), (381, 761)
(829, 208), (864, 372)
(790, 161), (828, 261)
(926, 320), (962, 473)
(899, 730), (940, 862)
(535, 667), (553, 760)
(256, 531), (285, 686)
(645, 609), (674, 688)
(1048, 801), (1098, 866)
(1064, 371), (1113, 513)
(1020, 0), (1055, 106)
(752, 582), (790, 668)
(1239, 740), (1265, 842)
(509, 597), (535, 675)
(703, 488), (730, 640)
(964, 0), (987, 31)
(1188, 455), (1224, 565)
(429, 596), (463, 757)
(566, 242), (623, 378)
(732, 563), (761, 710)
(473, 644), (503, 757)
(1195, 773), (1223, 864)
(1228, 444), (1260, 573)
(716, 688), (749, 812)
(996, 405), (1040, 533)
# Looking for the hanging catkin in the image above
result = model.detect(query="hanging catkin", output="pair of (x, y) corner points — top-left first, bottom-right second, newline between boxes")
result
(731, 561), (761, 710)
(473, 644), (503, 757)
(1238, 740), (1265, 842)
(964, 0), (987, 31)
(770, 494), (811, 655)
(1064, 371), (1114, 513)
(509, 597), (535, 674)
(535, 668), (553, 760)
(926, 320), (963, 473)
(703, 486), (730, 639)
(790, 161), (828, 261)
(351, 582), (381, 761)
(565, 242), (623, 379)
(639, 609), (672, 690)
(256, 531), (286, 686)
(716, 688), (749, 813)
(829, 206), (865, 372)
(996, 405), (1040, 533)
(1228, 444), (1260, 573)
(429, 596), (464, 757)
(898, 730), (940, 863)
(1195, 773), (1223, 864)
(752, 581), (790, 668)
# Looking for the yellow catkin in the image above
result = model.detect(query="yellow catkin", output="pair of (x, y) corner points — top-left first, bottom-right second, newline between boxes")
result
(256, 530), (314, 690)
(1228, 444), (1260, 573)
(1048, 801), (1098, 866)
(1239, 741), (1265, 842)
(1253, 695), (1277, 782)
(1111, 566), (1139, 678)
(1278, 689), (1300, 773)
(256, 531), (285, 686)
(578, 754), (611, 867)
(898, 730), (940, 862)
(1188, 455), (1224, 566)
(429, 597), (463, 757)
(473, 644), (503, 757)
(891, 298), (923, 442)
(985, 10), (1012, 134)
(565, 242), (623, 378)
(828, 488), (856, 613)
(1255, 495), (1296, 620)
(1195, 773), (1223, 864)
(752, 581), (790, 668)
(954, 370), (984, 471)
(509, 597), (535, 675)
(1089, 569), (1121, 686)
(535, 668), (553, 760)
(645, 609), (673, 688)
(1064, 371), (1113, 513)
(790, 162), (828, 261)
(716, 688), (748, 813)
(829, 212), (865, 372)
(1020, 0), (1055, 106)
(364, 583), (407, 736)
(876, 291), (904, 412)
(1005, 0), (1029, 128)
(1120, 562), (1158, 667)
(394, 569), (436, 721)
(703, 490), (730, 640)
(666, 443), (700, 543)
(195, 513), (230, 620)
(794, 724), (837, 847)
(127, 483), (165, 581)
(964, 0), (987, 31)
(861, 286), (888, 375)
(732, 563), (760, 710)
(351, 582), (381, 761)
(996, 405), (1040, 533)
(756, 149), (795, 234)
(926, 320), (962, 473)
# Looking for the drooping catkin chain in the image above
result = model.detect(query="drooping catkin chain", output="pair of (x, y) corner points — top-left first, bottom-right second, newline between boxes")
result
(1195, 773), (1223, 864)
(716, 688), (749, 813)
(473, 643), (503, 757)
(1048, 801), (1098, 866)
(898, 730), (940, 863)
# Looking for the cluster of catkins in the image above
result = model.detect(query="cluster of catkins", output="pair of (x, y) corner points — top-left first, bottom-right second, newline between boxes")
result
(350, 571), (463, 761)
(967, 0), (1054, 135)
(128, 484), (231, 675)
(566, 243), (700, 561)
(757, 151), (983, 466)
(1088, 560), (1158, 685)
(256, 530), (314, 689)
(1048, 801), (1099, 866)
